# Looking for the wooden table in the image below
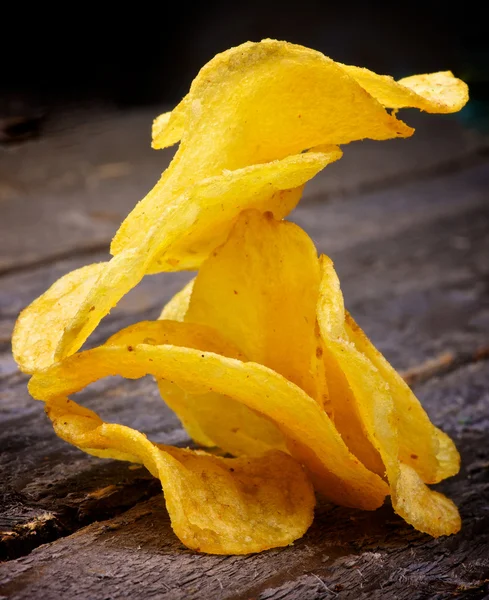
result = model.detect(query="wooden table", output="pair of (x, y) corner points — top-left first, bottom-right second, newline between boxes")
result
(1, 109), (488, 599)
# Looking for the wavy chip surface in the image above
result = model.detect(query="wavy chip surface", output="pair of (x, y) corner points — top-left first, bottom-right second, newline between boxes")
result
(44, 398), (314, 554)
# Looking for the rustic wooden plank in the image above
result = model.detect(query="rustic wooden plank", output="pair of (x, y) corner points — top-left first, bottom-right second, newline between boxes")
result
(0, 359), (487, 599)
(1, 109), (487, 272)
(1, 161), (488, 561)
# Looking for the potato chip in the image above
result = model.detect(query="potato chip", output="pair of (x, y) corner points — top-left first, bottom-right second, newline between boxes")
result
(344, 312), (460, 483)
(186, 210), (322, 403)
(151, 213), (381, 475)
(317, 256), (460, 483)
(15, 149), (337, 369)
(154, 278), (289, 456)
(30, 336), (388, 510)
(45, 397), (314, 554)
(340, 66), (468, 113)
(317, 257), (461, 536)
(145, 150), (340, 273)
(117, 40), (468, 263)
(12, 263), (105, 373)
(157, 381), (288, 456)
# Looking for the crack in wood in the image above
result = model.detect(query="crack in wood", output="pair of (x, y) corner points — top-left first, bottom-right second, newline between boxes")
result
(401, 347), (489, 387)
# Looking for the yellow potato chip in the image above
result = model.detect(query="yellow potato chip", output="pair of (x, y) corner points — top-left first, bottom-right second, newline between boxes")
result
(12, 263), (105, 373)
(157, 380), (288, 456)
(321, 341), (386, 477)
(317, 256), (461, 536)
(14, 39), (468, 550)
(45, 397), (314, 554)
(186, 210), (322, 403)
(344, 312), (460, 483)
(315, 256), (384, 473)
(340, 66), (468, 113)
(145, 150), (339, 273)
(30, 337), (388, 510)
(105, 319), (244, 360)
(317, 255), (460, 483)
(20, 149), (337, 368)
(119, 40), (469, 263)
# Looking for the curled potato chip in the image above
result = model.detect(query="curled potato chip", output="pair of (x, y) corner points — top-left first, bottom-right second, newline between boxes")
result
(30, 336), (388, 510)
(341, 66), (468, 113)
(344, 312), (460, 483)
(20, 149), (337, 368)
(15, 39), (467, 550)
(119, 40), (469, 262)
(317, 255), (460, 483)
(114, 148), (340, 271)
(45, 397), (314, 554)
(152, 44), (467, 152)
(154, 279), (288, 456)
(317, 257), (461, 536)
(30, 212), (389, 510)
(157, 381), (288, 456)
(186, 210), (323, 403)
(12, 263), (106, 373)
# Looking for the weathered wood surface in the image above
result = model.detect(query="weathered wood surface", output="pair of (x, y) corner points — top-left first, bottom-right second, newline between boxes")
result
(0, 110), (488, 599)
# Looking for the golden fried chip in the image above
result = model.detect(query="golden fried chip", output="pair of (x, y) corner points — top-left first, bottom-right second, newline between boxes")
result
(54, 244), (154, 361)
(119, 40), (470, 262)
(106, 318), (287, 453)
(12, 263), (105, 373)
(186, 210), (322, 402)
(116, 148), (341, 272)
(321, 342), (386, 476)
(394, 463), (461, 538)
(341, 66), (468, 113)
(157, 381), (288, 456)
(315, 256), (384, 473)
(317, 256), (461, 536)
(121, 39), (415, 258)
(40, 149), (337, 366)
(45, 397), (314, 554)
(30, 338), (388, 510)
(317, 255), (459, 483)
(344, 312), (460, 483)
(105, 319), (244, 360)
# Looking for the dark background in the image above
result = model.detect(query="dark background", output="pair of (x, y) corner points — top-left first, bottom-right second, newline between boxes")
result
(1, 0), (487, 137)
